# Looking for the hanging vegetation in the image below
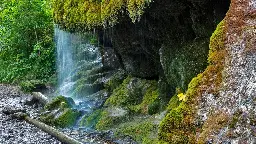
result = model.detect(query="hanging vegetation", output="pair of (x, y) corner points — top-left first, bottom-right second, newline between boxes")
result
(52, 0), (152, 31)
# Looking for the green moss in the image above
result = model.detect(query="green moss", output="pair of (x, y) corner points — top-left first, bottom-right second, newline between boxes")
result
(95, 109), (128, 130)
(104, 70), (126, 93)
(158, 73), (203, 143)
(40, 96), (79, 128)
(166, 94), (180, 112)
(158, 20), (227, 143)
(80, 109), (102, 128)
(19, 80), (45, 92)
(54, 108), (80, 128)
(104, 76), (132, 106)
(148, 99), (161, 115)
(116, 121), (158, 144)
(45, 96), (74, 110)
(105, 76), (160, 115)
(208, 20), (225, 64)
(52, 0), (151, 31)
(129, 82), (160, 114)
(39, 113), (55, 125)
(40, 108), (80, 128)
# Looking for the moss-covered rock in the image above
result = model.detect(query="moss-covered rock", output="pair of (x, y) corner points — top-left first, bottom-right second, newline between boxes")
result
(104, 76), (160, 115)
(158, 20), (226, 143)
(44, 96), (75, 110)
(116, 121), (158, 144)
(80, 109), (103, 128)
(93, 75), (162, 142)
(95, 107), (129, 130)
(54, 108), (81, 127)
(160, 38), (209, 92)
(40, 96), (80, 128)
(52, 0), (151, 30)
(104, 69), (126, 93)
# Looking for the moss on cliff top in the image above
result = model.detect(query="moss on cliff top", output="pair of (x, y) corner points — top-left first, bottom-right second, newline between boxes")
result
(52, 0), (152, 31)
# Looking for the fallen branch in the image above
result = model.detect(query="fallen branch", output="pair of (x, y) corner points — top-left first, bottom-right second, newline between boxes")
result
(31, 92), (49, 105)
(13, 112), (83, 144)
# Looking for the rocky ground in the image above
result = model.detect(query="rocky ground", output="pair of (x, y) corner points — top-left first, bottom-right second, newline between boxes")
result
(0, 84), (61, 144)
(0, 84), (137, 144)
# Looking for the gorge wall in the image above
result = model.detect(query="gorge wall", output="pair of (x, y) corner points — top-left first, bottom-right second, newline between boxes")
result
(159, 0), (256, 143)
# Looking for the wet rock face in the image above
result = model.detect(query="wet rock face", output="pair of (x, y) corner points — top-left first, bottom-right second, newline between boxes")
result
(102, 47), (121, 70)
(196, 0), (256, 143)
(111, 0), (230, 80)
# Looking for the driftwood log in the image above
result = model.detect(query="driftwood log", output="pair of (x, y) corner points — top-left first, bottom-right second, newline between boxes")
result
(12, 112), (83, 144)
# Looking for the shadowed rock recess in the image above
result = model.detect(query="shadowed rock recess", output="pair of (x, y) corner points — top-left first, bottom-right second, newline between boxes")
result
(49, 0), (256, 143)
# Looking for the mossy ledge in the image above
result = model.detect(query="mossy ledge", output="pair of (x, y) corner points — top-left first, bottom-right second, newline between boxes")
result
(158, 20), (227, 143)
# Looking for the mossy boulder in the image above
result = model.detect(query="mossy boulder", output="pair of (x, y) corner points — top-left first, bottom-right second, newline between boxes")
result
(93, 76), (161, 132)
(44, 96), (75, 110)
(40, 96), (81, 128)
(104, 76), (160, 115)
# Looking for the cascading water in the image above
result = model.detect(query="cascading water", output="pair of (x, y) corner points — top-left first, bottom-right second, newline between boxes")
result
(53, 27), (134, 143)
(55, 27), (104, 111)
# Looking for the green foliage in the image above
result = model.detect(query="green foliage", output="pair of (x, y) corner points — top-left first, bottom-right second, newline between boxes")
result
(19, 80), (45, 92)
(0, 0), (55, 85)
(52, 0), (152, 31)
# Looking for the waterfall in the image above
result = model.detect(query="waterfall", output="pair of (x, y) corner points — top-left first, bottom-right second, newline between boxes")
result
(55, 27), (103, 102)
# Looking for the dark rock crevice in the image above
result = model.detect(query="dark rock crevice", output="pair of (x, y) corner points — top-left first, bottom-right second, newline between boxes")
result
(99, 0), (230, 99)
